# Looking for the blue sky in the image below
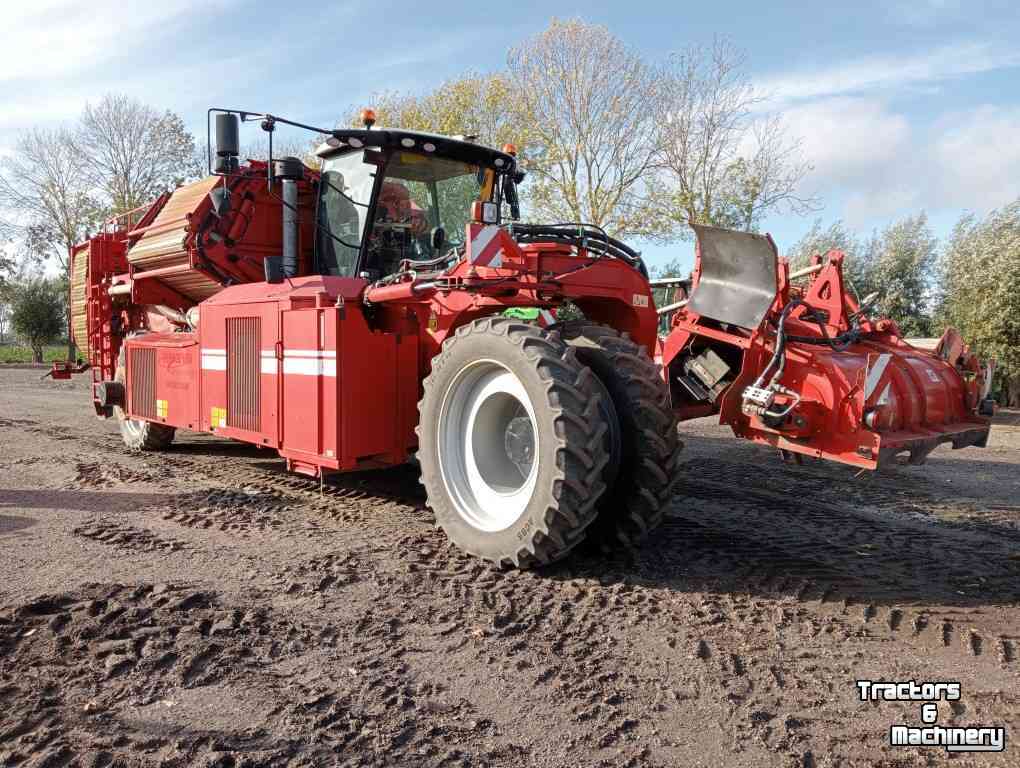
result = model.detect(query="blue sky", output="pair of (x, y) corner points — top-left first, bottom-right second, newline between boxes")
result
(2, 0), (1019, 274)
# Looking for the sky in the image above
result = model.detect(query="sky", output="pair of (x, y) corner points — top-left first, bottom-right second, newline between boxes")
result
(2, 0), (1019, 274)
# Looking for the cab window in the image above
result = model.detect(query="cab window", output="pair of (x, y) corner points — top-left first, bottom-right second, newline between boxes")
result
(316, 150), (375, 276)
(363, 152), (486, 279)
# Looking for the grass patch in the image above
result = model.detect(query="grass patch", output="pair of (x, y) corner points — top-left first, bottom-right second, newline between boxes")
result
(0, 345), (69, 364)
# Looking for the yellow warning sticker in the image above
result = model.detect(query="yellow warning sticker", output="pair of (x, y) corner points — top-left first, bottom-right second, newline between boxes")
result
(210, 406), (227, 428)
(156, 399), (168, 418)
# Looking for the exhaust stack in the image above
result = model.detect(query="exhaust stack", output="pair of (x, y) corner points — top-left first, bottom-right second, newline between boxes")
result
(274, 157), (304, 278)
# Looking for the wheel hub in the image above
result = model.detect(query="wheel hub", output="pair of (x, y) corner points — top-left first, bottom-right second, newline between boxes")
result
(437, 360), (540, 532)
(503, 415), (535, 478)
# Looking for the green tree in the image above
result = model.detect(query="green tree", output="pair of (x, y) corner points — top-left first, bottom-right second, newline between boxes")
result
(787, 219), (875, 299)
(865, 213), (938, 337)
(358, 73), (527, 152)
(10, 278), (64, 363)
(939, 200), (1020, 405)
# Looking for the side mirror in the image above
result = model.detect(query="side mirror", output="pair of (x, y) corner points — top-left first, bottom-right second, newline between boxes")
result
(213, 112), (240, 175)
(431, 226), (446, 252)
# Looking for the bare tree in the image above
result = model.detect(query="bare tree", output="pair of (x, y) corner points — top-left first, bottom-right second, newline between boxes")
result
(655, 39), (816, 235)
(506, 19), (660, 236)
(0, 127), (103, 359)
(0, 127), (101, 276)
(238, 137), (322, 170)
(76, 94), (202, 214)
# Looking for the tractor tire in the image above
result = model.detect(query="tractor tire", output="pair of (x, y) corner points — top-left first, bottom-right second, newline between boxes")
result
(558, 321), (683, 552)
(417, 316), (610, 567)
(114, 344), (175, 451)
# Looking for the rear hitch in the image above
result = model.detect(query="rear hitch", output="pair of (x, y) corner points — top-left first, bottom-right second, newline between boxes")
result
(42, 360), (90, 380)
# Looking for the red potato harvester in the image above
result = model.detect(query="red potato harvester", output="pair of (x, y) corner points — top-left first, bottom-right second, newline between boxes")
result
(64, 108), (993, 567)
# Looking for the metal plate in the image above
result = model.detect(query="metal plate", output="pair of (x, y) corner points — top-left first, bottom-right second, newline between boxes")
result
(688, 224), (778, 329)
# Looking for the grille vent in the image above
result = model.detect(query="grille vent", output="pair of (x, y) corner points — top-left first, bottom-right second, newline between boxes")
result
(227, 316), (261, 432)
(130, 347), (157, 418)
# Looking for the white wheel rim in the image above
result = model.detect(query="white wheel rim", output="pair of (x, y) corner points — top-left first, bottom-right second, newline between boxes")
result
(437, 360), (539, 532)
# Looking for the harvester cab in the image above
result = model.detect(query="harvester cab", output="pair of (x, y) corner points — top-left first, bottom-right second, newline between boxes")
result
(63, 106), (992, 570)
(313, 127), (513, 283)
(207, 108), (523, 288)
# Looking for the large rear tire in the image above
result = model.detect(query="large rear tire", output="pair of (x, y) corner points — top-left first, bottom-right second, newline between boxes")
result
(559, 321), (683, 552)
(114, 343), (175, 451)
(417, 317), (610, 567)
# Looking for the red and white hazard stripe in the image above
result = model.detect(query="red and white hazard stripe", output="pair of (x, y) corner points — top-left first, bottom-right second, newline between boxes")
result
(468, 224), (504, 268)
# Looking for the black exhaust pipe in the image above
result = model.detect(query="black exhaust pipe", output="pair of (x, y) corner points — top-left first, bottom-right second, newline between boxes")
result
(273, 157), (304, 278)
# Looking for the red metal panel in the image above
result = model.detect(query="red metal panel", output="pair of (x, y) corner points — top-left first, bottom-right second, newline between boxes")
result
(199, 303), (228, 434)
(281, 309), (324, 458)
(155, 343), (199, 430)
(321, 309), (338, 462)
(201, 301), (279, 445)
(340, 308), (397, 467)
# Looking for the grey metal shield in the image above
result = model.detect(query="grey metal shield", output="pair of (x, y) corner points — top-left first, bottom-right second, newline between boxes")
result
(687, 224), (778, 330)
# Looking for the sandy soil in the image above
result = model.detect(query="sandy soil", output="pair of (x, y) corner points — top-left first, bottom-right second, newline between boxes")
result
(1, 367), (1018, 767)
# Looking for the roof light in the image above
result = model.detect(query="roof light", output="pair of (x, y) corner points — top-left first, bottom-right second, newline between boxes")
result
(400, 137), (415, 148)
(423, 142), (436, 152)
(494, 158), (504, 167)
(348, 137), (364, 148)
(360, 108), (376, 129)
(501, 143), (517, 156)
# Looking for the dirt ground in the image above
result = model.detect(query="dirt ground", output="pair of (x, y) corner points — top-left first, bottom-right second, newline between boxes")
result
(1, 368), (1018, 768)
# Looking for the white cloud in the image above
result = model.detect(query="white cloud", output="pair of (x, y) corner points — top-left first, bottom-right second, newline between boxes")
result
(783, 98), (911, 185)
(757, 42), (1020, 105)
(931, 105), (1020, 210)
(778, 98), (1020, 226)
(0, 0), (231, 83)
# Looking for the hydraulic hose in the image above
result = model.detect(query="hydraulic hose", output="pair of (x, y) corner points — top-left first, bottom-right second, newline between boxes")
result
(753, 299), (804, 392)
(510, 223), (646, 272)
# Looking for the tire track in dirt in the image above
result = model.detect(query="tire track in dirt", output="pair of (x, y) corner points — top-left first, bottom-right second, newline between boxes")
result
(0, 582), (540, 767)
(5, 394), (1020, 765)
(74, 520), (190, 553)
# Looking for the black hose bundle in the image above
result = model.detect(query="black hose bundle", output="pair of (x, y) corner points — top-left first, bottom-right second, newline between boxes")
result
(785, 310), (860, 352)
(510, 223), (647, 276)
(757, 299), (861, 392)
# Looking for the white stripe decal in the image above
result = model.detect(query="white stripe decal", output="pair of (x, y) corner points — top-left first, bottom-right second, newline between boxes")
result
(876, 382), (892, 406)
(200, 354), (226, 371)
(284, 349), (336, 358)
(283, 358), (336, 377)
(865, 353), (891, 399)
(204, 349), (335, 373)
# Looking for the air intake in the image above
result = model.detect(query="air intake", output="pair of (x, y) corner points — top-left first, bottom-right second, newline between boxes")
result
(227, 316), (261, 432)
(129, 347), (157, 418)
